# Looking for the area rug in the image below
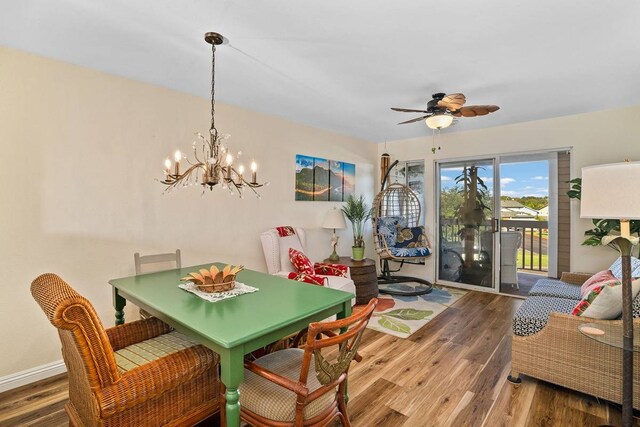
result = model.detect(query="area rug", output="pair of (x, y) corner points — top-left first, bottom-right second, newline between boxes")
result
(367, 285), (467, 339)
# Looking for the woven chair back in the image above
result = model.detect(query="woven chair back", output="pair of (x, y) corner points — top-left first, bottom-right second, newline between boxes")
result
(31, 273), (120, 388)
(372, 183), (422, 254)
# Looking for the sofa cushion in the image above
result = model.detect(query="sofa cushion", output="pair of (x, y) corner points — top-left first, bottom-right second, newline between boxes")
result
(580, 269), (616, 297)
(395, 226), (427, 248)
(289, 248), (314, 275)
(388, 246), (432, 258)
(572, 278), (640, 319)
(277, 235), (305, 273)
(239, 349), (335, 422)
(512, 296), (576, 336)
(376, 216), (406, 247)
(313, 262), (348, 278)
(609, 256), (640, 279)
(114, 331), (197, 373)
(633, 292), (640, 318)
(287, 272), (327, 286)
(528, 279), (582, 300)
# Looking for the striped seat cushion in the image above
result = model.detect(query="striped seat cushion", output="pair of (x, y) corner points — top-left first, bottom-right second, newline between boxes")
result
(114, 331), (198, 373)
(528, 279), (582, 300)
(239, 348), (336, 422)
(513, 296), (576, 337)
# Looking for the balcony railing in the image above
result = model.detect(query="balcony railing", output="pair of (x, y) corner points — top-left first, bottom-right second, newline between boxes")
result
(501, 219), (548, 272)
(439, 218), (548, 272)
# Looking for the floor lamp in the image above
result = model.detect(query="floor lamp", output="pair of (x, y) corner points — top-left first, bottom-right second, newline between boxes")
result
(581, 161), (640, 427)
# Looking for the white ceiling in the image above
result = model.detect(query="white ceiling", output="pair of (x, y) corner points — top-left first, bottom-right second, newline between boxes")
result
(2, 1), (640, 142)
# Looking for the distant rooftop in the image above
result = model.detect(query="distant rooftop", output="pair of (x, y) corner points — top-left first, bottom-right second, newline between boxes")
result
(501, 200), (525, 208)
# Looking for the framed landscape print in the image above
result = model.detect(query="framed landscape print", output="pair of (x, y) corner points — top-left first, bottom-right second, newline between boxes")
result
(343, 162), (356, 199)
(295, 155), (315, 201)
(329, 160), (344, 202)
(295, 154), (355, 201)
(313, 157), (330, 201)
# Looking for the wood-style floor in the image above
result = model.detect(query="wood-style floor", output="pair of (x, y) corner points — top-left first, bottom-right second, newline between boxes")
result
(0, 291), (635, 427)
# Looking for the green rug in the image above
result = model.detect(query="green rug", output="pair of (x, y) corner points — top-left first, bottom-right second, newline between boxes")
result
(366, 285), (467, 339)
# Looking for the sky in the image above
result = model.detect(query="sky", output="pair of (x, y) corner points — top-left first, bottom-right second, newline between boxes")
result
(441, 160), (549, 198)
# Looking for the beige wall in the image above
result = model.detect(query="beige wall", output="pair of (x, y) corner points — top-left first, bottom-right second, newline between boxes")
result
(380, 106), (640, 282)
(0, 47), (377, 377)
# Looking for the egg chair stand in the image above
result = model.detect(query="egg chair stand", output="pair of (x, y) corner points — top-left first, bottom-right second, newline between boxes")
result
(373, 162), (433, 296)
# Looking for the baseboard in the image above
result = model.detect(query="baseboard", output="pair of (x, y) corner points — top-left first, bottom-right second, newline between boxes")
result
(0, 360), (66, 393)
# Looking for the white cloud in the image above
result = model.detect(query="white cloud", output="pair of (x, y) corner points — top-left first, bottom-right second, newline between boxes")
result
(440, 176), (452, 181)
(532, 176), (548, 180)
(501, 177), (516, 186)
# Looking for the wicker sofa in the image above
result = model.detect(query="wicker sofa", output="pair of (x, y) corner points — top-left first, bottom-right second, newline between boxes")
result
(510, 271), (640, 409)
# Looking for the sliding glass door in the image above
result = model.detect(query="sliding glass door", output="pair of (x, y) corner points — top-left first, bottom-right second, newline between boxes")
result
(437, 159), (498, 290)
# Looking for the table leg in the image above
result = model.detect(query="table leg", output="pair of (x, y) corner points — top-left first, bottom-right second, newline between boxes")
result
(339, 300), (353, 404)
(220, 347), (244, 427)
(113, 289), (126, 326)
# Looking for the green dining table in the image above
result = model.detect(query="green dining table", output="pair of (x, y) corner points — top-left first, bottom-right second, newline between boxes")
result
(109, 263), (354, 427)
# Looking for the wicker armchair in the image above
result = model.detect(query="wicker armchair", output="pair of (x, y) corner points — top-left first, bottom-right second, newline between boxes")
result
(31, 273), (221, 426)
(239, 299), (378, 427)
(511, 272), (640, 408)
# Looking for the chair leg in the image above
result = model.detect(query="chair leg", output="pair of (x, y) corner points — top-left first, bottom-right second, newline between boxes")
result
(337, 385), (352, 427)
(507, 374), (522, 386)
(338, 411), (351, 427)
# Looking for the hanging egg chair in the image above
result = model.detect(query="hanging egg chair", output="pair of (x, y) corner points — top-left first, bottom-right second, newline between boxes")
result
(373, 161), (433, 296)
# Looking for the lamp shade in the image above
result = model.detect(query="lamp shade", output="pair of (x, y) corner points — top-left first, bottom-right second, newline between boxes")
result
(323, 208), (347, 229)
(580, 161), (640, 220)
(425, 113), (454, 130)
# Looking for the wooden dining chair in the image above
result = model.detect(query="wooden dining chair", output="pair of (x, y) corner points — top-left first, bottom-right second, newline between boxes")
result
(239, 298), (377, 427)
(31, 273), (221, 426)
(134, 249), (181, 318)
(134, 249), (181, 275)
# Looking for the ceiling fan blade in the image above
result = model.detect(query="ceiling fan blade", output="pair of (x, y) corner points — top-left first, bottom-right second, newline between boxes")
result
(391, 107), (430, 113)
(397, 115), (430, 125)
(437, 93), (466, 111)
(457, 105), (500, 117)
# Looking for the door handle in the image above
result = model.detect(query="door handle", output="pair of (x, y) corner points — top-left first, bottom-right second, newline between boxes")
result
(493, 218), (499, 233)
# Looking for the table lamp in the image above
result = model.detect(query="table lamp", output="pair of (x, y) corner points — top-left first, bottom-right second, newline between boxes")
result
(581, 160), (640, 427)
(323, 207), (347, 262)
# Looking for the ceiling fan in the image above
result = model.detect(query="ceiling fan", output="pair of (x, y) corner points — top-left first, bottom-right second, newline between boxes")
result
(391, 92), (499, 130)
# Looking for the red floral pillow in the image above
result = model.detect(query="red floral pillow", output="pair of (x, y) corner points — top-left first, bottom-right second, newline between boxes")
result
(289, 248), (314, 275)
(287, 272), (326, 286)
(314, 262), (348, 278)
(276, 226), (296, 237)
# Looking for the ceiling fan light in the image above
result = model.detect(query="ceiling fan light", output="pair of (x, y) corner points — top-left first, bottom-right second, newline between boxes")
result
(425, 113), (454, 130)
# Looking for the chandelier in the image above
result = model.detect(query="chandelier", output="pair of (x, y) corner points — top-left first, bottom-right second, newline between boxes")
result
(161, 32), (267, 198)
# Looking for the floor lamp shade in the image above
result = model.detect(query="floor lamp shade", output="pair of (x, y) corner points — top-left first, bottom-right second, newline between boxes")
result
(580, 161), (640, 220)
(323, 208), (347, 230)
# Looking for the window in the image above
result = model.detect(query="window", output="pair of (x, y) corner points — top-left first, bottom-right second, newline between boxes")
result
(389, 160), (425, 225)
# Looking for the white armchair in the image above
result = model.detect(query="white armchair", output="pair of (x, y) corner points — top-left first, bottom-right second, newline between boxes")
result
(501, 231), (523, 289)
(260, 227), (356, 298)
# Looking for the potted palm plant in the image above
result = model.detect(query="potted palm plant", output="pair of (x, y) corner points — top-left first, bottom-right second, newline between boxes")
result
(342, 194), (371, 261)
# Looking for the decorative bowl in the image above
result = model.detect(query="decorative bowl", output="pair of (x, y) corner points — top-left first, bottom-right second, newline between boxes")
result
(181, 264), (243, 293)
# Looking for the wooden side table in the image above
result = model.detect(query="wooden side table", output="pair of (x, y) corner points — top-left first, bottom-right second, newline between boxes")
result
(324, 256), (378, 305)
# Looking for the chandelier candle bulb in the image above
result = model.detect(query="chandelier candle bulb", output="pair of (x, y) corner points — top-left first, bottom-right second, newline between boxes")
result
(164, 158), (171, 176)
(238, 165), (245, 185)
(251, 161), (257, 184)
(174, 150), (181, 176)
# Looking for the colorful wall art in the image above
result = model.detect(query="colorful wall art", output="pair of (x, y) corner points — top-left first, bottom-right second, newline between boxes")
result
(295, 155), (356, 201)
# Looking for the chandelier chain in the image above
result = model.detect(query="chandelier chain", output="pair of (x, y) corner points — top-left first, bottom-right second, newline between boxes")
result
(210, 43), (216, 136)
